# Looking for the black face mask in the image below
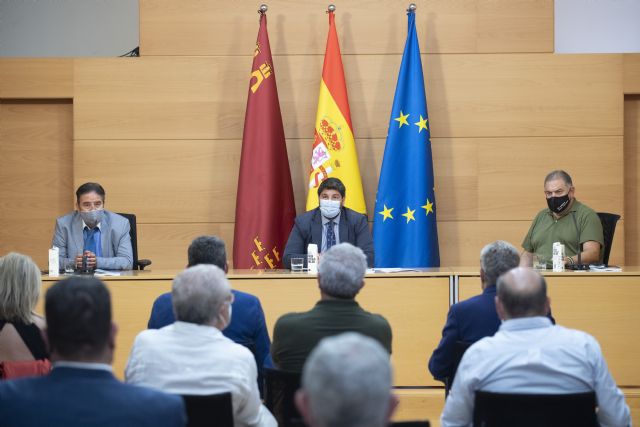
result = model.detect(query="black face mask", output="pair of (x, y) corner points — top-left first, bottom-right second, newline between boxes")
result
(546, 194), (571, 214)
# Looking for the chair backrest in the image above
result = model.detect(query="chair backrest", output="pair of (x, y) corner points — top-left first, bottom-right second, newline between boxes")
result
(390, 421), (431, 426)
(0, 359), (51, 380)
(444, 341), (472, 396)
(597, 212), (620, 266)
(181, 393), (233, 427)
(473, 391), (598, 427)
(263, 368), (303, 427)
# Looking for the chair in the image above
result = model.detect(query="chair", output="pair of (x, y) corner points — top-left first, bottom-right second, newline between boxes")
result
(442, 341), (472, 397)
(263, 368), (303, 427)
(117, 212), (152, 270)
(390, 421), (430, 426)
(0, 359), (51, 379)
(181, 393), (233, 427)
(473, 391), (598, 427)
(597, 212), (620, 266)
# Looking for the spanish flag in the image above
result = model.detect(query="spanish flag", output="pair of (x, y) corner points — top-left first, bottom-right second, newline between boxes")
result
(305, 9), (366, 214)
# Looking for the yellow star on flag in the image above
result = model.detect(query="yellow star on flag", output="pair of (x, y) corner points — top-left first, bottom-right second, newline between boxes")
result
(402, 207), (416, 223)
(394, 111), (410, 128)
(422, 199), (434, 215)
(414, 115), (428, 133)
(378, 204), (394, 221)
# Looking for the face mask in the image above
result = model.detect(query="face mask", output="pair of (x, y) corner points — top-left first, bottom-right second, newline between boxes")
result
(319, 199), (341, 219)
(80, 209), (104, 228)
(546, 194), (570, 214)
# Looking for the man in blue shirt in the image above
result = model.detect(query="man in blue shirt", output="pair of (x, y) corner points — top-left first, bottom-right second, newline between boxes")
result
(147, 236), (272, 391)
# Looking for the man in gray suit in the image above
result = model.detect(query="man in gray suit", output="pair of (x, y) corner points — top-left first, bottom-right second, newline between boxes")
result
(52, 182), (133, 271)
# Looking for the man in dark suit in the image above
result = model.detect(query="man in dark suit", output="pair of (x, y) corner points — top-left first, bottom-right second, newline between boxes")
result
(52, 182), (133, 271)
(147, 235), (272, 390)
(0, 276), (185, 427)
(283, 177), (374, 268)
(428, 240), (521, 381)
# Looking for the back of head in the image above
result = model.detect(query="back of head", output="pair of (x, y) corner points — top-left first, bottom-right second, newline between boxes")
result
(301, 332), (392, 427)
(45, 276), (112, 361)
(172, 264), (231, 325)
(0, 252), (42, 324)
(317, 177), (346, 198)
(480, 241), (520, 286)
(318, 243), (367, 299)
(187, 235), (227, 269)
(496, 267), (548, 319)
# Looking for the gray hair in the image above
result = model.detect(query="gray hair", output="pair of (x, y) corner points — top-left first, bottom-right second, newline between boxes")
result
(544, 170), (573, 186)
(301, 332), (392, 427)
(318, 243), (367, 299)
(172, 264), (231, 325)
(480, 241), (520, 286)
(497, 267), (548, 319)
(0, 252), (42, 324)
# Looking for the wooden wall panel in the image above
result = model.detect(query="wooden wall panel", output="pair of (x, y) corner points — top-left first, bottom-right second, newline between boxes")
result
(624, 54), (640, 94)
(624, 97), (640, 265)
(73, 54), (622, 141)
(0, 101), (74, 267)
(139, 0), (553, 56)
(0, 59), (73, 99)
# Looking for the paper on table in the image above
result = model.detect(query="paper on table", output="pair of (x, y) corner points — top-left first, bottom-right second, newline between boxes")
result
(94, 269), (122, 276)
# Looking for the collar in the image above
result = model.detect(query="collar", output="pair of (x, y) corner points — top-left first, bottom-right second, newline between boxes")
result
(482, 285), (497, 295)
(172, 320), (224, 336)
(82, 220), (102, 230)
(316, 298), (359, 307)
(499, 316), (552, 332)
(53, 361), (113, 372)
(321, 210), (342, 226)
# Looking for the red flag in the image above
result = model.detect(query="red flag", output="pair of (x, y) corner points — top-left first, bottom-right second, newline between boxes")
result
(233, 12), (296, 269)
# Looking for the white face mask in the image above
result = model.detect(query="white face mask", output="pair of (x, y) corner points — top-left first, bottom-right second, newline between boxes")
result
(80, 209), (104, 228)
(319, 199), (341, 219)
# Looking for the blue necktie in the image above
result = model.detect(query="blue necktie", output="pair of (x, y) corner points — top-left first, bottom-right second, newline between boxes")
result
(326, 221), (336, 251)
(84, 227), (98, 254)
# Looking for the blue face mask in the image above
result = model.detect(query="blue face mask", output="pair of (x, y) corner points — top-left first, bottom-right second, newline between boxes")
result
(319, 199), (341, 219)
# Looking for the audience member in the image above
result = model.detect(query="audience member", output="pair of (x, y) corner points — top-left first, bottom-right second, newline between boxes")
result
(296, 332), (397, 427)
(441, 267), (631, 427)
(0, 276), (185, 427)
(147, 235), (272, 386)
(127, 265), (276, 427)
(428, 241), (520, 381)
(0, 253), (48, 366)
(271, 243), (391, 372)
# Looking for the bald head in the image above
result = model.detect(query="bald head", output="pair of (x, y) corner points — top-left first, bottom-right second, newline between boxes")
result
(496, 267), (549, 319)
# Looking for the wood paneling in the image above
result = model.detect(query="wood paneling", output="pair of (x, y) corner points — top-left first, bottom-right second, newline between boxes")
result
(624, 54), (640, 94)
(0, 59), (73, 99)
(624, 97), (640, 265)
(73, 54), (622, 141)
(0, 101), (73, 266)
(139, 0), (553, 56)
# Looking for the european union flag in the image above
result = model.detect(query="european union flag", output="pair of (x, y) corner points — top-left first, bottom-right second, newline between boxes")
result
(373, 9), (440, 268)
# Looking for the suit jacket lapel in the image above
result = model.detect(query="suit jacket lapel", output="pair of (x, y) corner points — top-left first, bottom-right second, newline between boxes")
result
(311, 209), (323, 247)
(72, 213), (85, 255)
(100, 212), (111, 257)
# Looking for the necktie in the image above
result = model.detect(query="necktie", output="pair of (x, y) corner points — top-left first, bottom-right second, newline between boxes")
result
(326, 220), (336, 251)
(84, 227), (98, 254)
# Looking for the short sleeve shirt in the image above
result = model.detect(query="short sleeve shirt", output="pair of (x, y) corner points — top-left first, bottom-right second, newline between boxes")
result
(522, 200), (604, 262)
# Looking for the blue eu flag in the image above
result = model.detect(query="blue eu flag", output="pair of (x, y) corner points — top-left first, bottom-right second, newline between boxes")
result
(373, 10), (440, 268)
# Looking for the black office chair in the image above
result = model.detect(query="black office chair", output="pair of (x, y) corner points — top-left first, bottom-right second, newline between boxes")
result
(117, 212), (152, 270)
(263, 368), (303, 427)
(597, 212), (620, 266)
(390, 421), (430, 426)
(181, 393), (234, 427)
(439, 341), (472, 397)
(473, 391), (598, 427)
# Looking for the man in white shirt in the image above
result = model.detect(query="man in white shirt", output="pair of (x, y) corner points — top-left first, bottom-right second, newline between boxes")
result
(126, 265), (276, 427)
(441, 267), (631, 427)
